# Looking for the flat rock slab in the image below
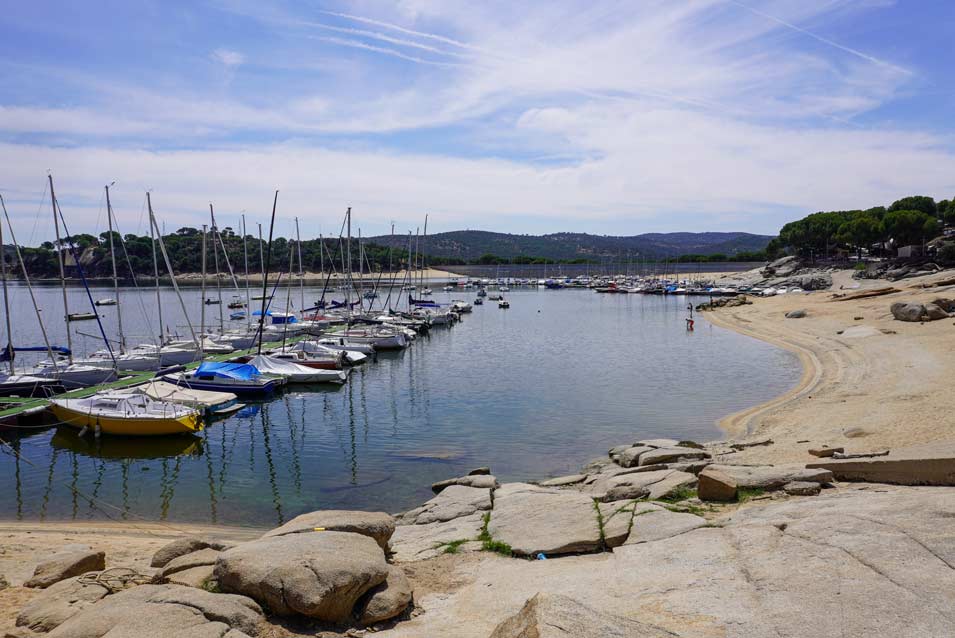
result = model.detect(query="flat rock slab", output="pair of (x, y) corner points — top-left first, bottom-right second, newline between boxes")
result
(262, 509), (396, 550)
(389, 513), (485, 562)
(489, 592), (677, 638)
(46, 584), (262, 638)
(539, 474), (586, 487)
(16, 575), (109, 633)
(590, 469), (697, 502)
(400, 485), (492, 525)
(599, 502), (662, 548)
(699, 464), (833, 501)
(489, 483), (601, 556)
(623, 509), (707, 545)
(807, 442), (955, 485)
(639, 447), (710, 467)
(431, 474), (499, 493)
(215, 531), (389, 622)
(635, 439), (682, 449)
(784, 481), (821, 496)
(24, 550), (106, 589)
(357, 565), (413, 626)
(151, 536), (234, 568)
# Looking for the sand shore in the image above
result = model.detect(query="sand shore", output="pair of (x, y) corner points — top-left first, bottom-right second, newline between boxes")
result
(705, 268), (955, 464)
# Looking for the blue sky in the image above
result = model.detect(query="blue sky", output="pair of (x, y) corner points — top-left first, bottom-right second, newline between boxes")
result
(1, 0), (954, 241)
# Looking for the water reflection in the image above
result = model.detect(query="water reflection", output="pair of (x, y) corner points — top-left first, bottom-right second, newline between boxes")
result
(0, 290), (801, 527)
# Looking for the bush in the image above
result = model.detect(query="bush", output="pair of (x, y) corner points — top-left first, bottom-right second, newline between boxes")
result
(938, 243), (955, 265)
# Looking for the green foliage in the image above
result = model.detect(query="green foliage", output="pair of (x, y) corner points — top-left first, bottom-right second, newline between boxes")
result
(476, 512), (513, 556)
(888, 195), (936, 217)
(883, 209), (939, 246)
(737, 488), (765, 503)
(440, 539), (469, 554)
(938, 244), (955, 265)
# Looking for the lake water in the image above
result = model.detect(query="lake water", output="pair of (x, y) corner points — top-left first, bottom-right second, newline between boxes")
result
(0, 283), (800, 527)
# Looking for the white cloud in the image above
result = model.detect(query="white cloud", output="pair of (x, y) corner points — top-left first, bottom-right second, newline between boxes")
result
(211, 48), (245, 67)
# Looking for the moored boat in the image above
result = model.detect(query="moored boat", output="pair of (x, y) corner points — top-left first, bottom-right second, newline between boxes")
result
(162, 362), (286, 396)
(50, 392), (202, 436)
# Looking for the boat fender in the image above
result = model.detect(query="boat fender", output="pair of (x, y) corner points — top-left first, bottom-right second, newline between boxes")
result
(536, 553), (547, 560)
(94, 421), (101, 438)
(312, 527), (326, 532)
(78, 426), (88, 438)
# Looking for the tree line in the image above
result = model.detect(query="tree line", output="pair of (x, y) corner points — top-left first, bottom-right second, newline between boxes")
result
(773, 195), (954, 261)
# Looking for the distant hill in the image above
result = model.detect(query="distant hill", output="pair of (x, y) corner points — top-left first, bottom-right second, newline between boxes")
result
(366, 230), (774, 261)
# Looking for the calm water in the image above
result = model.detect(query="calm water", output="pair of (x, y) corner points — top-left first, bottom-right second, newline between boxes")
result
(0, 283), (800, 527)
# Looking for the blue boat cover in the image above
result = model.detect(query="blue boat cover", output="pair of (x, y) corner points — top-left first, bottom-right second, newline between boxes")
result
(196, 362), (260, 380)
(0, 345), (71, 362)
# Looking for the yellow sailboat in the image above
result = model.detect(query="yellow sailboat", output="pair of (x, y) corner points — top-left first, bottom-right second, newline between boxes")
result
(50, 392), (202, 436)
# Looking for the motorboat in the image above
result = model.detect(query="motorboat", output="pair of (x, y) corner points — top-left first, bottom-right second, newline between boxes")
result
(473, 297), (483, 305)
(128, 344), (200, 367)
(451, 300), (472, 313)
(94, 298), (117, 306)
(34, 362), (118, 390)
(498, 299), (510, 308)
(442, 285), (454, 292)
(162, 362), (286, 396)
(247, 354), (348, 384)
(67, 312), (98, 321)
(50, 392), (202, 436)
(476, 288), (487, 298)
(264, 342), (350, 368)
(204, 298), (221, 305)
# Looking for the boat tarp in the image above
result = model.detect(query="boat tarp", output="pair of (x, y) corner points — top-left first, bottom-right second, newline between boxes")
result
(122, 380), (237, 409)
(1, 344), (71, 362)
(196, 362), (260, 380)
(247, 355), (345, 383)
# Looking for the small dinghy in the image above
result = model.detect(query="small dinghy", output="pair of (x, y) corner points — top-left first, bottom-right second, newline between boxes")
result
(94, 298), (117, 306)
(498, 298), (510, 308)
(50, 392), (202, 436)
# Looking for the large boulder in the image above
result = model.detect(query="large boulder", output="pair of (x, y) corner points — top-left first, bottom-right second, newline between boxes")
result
(389, 513), (485, 562)
(923, 303), (950, 320)
(16, 576), (110, 633)
(539, 474), (586, 487)
(806, 441), (955, 486)
(150, 536), (234, 568)
(158, 548), (220, 581)
(399, 485), (492, 525)
(890, 302), (928, 322)
(24, 549), (106, 589)
(214, 531), (389, 622)
(45, 584), (262, 638)
(762, 256), (800, 278)
(698, 464), (832, 501)
(356, 565), (413, 626)
(262, 510), (396, 550)
(489, 592), (677, 638)
(431, 474), (499, 493)
(488, 483), (601, 556)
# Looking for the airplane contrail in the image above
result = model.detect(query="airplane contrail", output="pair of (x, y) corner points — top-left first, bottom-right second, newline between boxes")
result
(320, 10), (483, 52)
(301, 21), (471, 59)
(314, 36), (462, 67)
(728, 0), (911, 75)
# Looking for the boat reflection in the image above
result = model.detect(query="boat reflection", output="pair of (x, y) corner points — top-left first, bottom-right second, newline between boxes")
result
(50, 427), (204, 460)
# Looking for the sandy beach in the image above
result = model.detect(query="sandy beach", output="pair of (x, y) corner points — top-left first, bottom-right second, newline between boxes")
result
(706, 268), (955, 464)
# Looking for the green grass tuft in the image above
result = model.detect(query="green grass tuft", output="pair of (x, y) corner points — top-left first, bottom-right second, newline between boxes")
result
(656, 486), (698, 504)
(737, 487), (766, 503)
(481, 539), (513, 556)
(439, 539), (469, 554)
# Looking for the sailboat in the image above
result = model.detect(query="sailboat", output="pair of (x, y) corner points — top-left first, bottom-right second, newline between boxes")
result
(34, 175), (117, 389)
(246, 354), (348, 384)
(162, 361), (286, 396)
(0, 195), (63, 397)
(50, 392), (202, 436)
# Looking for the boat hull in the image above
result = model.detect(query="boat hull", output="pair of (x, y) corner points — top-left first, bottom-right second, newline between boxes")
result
(49, 403), (201, 436)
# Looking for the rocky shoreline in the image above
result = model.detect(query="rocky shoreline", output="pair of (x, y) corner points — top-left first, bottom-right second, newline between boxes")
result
(3, 265), (955, 637)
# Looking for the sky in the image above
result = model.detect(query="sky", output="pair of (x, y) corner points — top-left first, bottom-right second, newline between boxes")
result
(1, 0), (954, 242)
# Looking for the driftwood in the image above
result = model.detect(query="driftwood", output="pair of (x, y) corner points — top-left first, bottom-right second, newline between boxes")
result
(830, 287), (900, 302)
(913, 276), (955, 289)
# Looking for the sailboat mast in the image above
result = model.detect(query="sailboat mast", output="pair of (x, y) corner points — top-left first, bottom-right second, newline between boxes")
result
(0, 194), (14, 373)
(200, 224), (207, 346)
(357, 227), (364, 313)
(147, 192), (164, 345)
(105, 184), (125, 353)
(422, 214), (428, 291)
(49, 175), (73, 364)
(295, 217), (304, 312)
(210, 205), (224, 332)
(345, 207), (352, 319)
(256, 191), (279, 356)
(242, 214), (251, 331)
(1, 200), (58, 373)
